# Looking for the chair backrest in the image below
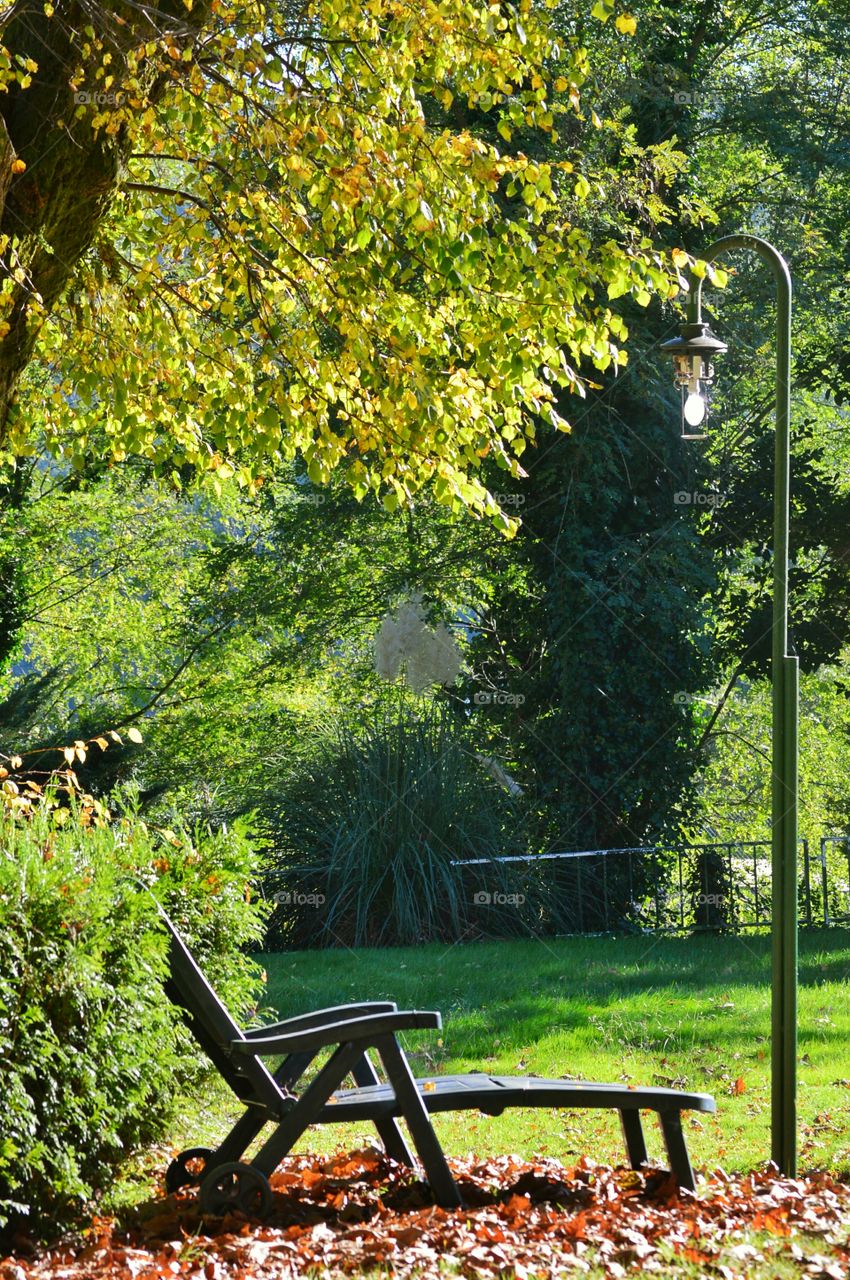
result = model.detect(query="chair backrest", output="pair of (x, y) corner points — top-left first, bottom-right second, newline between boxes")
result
(155, 902), (289, 1115)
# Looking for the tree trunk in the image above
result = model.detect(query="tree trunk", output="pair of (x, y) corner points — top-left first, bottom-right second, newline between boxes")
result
(0, 2), (214, 669)
(0, 1), (214, 436)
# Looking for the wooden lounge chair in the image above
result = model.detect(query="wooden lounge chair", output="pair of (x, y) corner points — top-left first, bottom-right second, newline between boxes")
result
(158, 905), (715, 1215)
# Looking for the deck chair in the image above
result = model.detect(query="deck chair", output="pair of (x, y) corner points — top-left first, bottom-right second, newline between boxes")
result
(158, 906), (715, 1216)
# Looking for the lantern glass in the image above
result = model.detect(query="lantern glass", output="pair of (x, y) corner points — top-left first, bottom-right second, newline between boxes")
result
(684, 390), (707, 428)
(672, 353), (715, 440)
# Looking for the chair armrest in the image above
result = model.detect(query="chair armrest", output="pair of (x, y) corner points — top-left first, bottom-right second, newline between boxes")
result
(231, 1009), (441, 1056)
(243, 1002), (398, 1040)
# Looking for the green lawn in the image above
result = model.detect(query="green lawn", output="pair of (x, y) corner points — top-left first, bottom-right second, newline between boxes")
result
(176, 927), (850, 1177)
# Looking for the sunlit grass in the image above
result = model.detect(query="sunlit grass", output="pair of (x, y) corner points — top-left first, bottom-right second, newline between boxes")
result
(240, 928), (850, 1176)
(156, 928), (850, 1196)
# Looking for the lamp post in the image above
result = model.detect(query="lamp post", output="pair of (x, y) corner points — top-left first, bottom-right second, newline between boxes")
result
(661, 234), (798, 1175)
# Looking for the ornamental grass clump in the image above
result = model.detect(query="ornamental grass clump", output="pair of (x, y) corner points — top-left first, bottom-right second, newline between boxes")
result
(267, 700), (526, 948)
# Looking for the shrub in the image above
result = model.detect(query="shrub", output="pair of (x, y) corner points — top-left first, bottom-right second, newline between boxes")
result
(265, 700), (528, 948)
(0, 798), (267, 1238)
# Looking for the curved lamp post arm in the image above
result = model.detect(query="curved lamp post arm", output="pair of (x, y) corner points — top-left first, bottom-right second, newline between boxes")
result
(684, 233), (798, 1175)
(687, 236), (792, 647)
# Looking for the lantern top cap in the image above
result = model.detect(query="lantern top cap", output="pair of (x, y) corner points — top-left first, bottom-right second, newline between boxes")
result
(659, 320), (728, 359)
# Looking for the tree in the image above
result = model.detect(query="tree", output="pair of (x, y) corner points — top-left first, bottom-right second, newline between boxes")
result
(0, 2), (215, 434)
(0, 2), (675, 501)
(502, 0), (850, 851)
(0, 0), (687, 683)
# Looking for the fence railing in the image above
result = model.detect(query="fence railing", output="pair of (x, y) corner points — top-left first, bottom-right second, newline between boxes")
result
(257, 835), (850, 947)
(450, 839), (844, 935)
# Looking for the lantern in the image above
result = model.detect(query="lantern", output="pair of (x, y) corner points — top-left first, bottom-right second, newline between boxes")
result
(659, 320), (728, 439)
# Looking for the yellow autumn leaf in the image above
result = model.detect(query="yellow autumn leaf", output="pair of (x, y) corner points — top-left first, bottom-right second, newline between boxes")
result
(10, 158), (26, 174)
(126, 726), (143, 743)
(615, 13), (637, 35)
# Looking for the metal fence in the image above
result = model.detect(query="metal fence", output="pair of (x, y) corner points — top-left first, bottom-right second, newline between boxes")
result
(451, 838), (847, 935)
(258, 836), (850, 947)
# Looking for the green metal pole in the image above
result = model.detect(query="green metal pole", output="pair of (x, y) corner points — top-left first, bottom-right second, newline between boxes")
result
(781, 653), (799, 1170)
(689, 235), (796, 1173)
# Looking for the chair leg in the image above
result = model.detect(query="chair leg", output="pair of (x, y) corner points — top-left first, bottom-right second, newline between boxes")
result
(659, 1110), (696, 1191)
(251, 1041), (366, 1178)
(203, 1054), (318, 1167)
(213, 1107), (269, 1166)
(351, 1050), (416, 1167)
(619, 1108), (648, 1170)
(375, 1035), (463, 1210)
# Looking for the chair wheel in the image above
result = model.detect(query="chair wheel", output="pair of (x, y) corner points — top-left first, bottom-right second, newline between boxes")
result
(165, 1146), (214, 1192)
(199, 1161), (273, 1218)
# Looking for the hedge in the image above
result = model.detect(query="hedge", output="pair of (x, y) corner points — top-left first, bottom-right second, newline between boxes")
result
(0, 800), (267, 1237)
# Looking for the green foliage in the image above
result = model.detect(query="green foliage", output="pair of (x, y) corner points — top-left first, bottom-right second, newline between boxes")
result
(1, 0), (850, 936)
(691, 669), (850, 843)
(1, 0), (680, 529)
(0, 472), (229, 745)
(0, 798), (267, 1236)
(265, 699), (527, 948)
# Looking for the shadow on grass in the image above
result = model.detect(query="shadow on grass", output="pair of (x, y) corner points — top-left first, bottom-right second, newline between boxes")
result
(258, 929), (850, 1057)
